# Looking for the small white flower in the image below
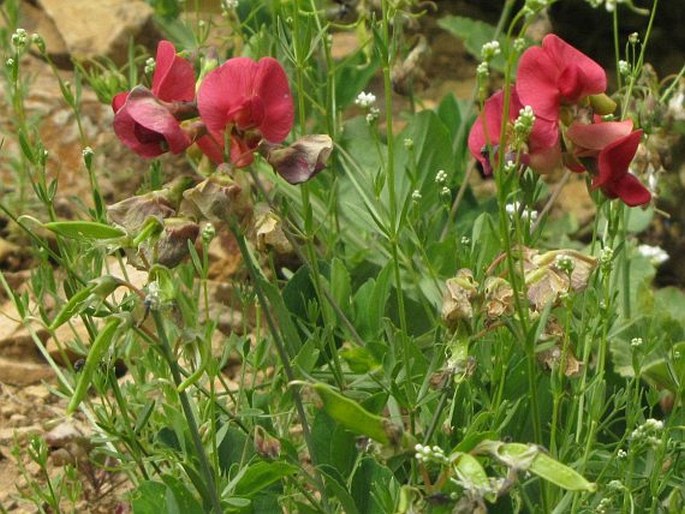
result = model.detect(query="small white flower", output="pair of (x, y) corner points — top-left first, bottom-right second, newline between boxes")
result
(440, 186), (451, 197)
(476, 61), (489, 80)
(11, 28), (28, 49)
(617, 448), (627, 458)
(403, 138), (414, 149)
(365, 107), (380, 124)
(222, 0), (239, 8)
(460, 236), (471, 245)
(481, 40), (501, 62)
(618, 60), (631, 76)
(411, 189), (422, 201)
(637, 244), (669, 266)
(355, 91), (377, 108)
(435, 169), (448, 184)
(144, 57), (156, 75)
(630, 337), (643, 347)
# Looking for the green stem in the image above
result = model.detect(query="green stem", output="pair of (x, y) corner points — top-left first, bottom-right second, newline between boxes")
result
(151, 310), (223, 514)
(228, 220), (330, 511)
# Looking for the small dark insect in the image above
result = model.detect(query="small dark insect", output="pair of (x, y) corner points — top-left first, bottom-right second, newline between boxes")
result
(74, 358), (86, 372)
(329, 0), (357, 21)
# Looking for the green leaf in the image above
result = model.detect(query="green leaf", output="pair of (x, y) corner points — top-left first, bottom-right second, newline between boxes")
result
(320, 465), (360, 514)
(438, 16), (507, 71)
(49, 283), (97, 330)
(234, 461), (298, 497)
(351, 458), (396, 514)
(67, 316), (123, 414)
(339, 346), (380, 374)
(131, 481), (167, 514)
(312, 411), (357, 477)
(162, 475), (204, 514)
(43, 221), (125, 240)
(640, 341), (685, 392)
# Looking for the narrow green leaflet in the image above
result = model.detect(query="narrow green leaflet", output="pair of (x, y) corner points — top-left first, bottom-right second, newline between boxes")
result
(43, 220), (125, 239)
(67, 316), (123, 414)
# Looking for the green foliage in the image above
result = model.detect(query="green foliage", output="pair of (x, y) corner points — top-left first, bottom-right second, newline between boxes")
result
(1, 0), (683, 512)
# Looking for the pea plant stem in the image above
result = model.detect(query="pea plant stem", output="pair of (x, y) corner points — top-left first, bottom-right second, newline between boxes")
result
(228, 219), (331, 512)
(150, 310), (223, 514)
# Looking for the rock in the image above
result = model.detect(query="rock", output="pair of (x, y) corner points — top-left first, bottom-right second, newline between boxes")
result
(8, 413), (29, 428)
(37, 0), (158, 66)
(18, 0), (70, 67)
(0, 425), (42, 445)
(0, 301), (49, 363)
(0, 357), (53, 386)
(44, 421), (84, 449)
(23, 384), (52, 402)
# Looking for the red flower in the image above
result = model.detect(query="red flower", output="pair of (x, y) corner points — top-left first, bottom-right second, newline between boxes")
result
(468, 89), (560, 175)
(112, 41), (196, 158)
(567, 120), (650, 206)
(197, 57), (294, 167)
(112, 87), (192, 157)
(517, 34), (606, 123)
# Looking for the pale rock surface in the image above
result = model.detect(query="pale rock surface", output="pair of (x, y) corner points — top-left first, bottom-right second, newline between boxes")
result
(37, 0), (158, 65)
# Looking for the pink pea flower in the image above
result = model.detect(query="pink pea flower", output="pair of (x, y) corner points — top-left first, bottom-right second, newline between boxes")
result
(468, 89), (560, 175)
(567, 121), (650, 206)
(517, 34), (607, 123)
(197, 57), (294, 168)
(112, 40), (197, 158)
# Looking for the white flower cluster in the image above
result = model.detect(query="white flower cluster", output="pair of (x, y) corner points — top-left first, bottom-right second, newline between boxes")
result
(514, 105), (536, 139)
(435, 169), (448, 184)
(554, 254), (575, 274)
(505, 201), (538, 222)
(481, 41), (501, 62)
(630, 418), (664, 448)
(586, 0), (625, 12)
(222, 0), (239, 9)
(355, 91), (377, 108)
(630, 337), (643, 348)
(414, 444), (448, 465)
(144, 57), (156, 75)
(637, 244), (669, 266)
(11, 28), (28, 50)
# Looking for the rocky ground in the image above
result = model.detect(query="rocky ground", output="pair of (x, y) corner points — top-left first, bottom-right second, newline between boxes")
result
(0, 0), (683, 512)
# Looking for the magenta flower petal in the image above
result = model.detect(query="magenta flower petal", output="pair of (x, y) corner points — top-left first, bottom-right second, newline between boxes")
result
(594, 129), (641, 188)
(196, 132), (225, 164)
(468, 90), (511, 175)
(517, 34), (606, 122)
(112, 92), (128, 113)
(113, 87), (191, 157)
(468, 89), (561, 174)
(516, 46), (561, 122)
(567, 120), (633, 157)
(197, 56), (294, 167)
(542, 35), (606, 102)
(254, 57), (294, 143)
(198, 57), (259, 134)
(600, 172), (651, 206)
(152, 40), (196, 103)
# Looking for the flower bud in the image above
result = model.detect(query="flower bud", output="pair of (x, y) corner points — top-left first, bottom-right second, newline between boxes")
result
(589, 93), (617, 116)
(261, 134), (333, 185)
